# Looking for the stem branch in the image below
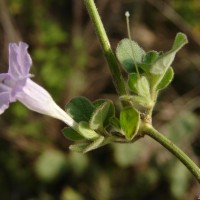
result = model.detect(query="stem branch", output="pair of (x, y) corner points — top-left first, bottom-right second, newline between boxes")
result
(83, 0), (200, 184)
(142, 123), (200, 183)
(84, 0), (127, 96)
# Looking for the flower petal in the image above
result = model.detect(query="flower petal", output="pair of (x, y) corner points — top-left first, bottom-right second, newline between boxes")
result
(0, 92), (10, 114)
(9, 42), (32, 78)
(0, 72), (28, 102)
(10, 78), (28, 102)
(0, 73), (11, 92)
(16, 79), (76, 127)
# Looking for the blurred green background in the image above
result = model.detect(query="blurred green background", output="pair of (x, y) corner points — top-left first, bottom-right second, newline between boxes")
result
(0, 0), (200, 199)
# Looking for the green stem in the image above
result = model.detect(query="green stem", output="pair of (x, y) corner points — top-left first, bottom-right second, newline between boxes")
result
(142, 123), (200, 183)
(84, 0), (127, 96)
(83, 0), (200, 183)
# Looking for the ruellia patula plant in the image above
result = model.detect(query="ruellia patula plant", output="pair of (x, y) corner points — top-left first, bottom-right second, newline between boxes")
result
(1, 0), (200, 183)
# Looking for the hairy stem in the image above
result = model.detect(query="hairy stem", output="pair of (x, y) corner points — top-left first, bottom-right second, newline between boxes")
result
(142, 123), (200, 183)
(84, 0), (127, 96)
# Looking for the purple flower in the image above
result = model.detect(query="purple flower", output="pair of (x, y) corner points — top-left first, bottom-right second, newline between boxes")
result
(0, 42), (76, 127)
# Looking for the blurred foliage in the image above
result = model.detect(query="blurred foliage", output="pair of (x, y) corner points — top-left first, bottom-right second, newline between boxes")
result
(0, 0), (200, 199)
(172, 0), (200, 26)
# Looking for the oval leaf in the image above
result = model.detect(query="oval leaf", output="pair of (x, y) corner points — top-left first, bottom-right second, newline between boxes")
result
(69, 143), (90, 153)
(157, 67), (174, 90)
(109, 117), (121, 131)
(128, 73), (138, 93)
(128, 75), (151, 99)
(116, 38), (146, 73)
(150, 33), (188, 75)
(141, 51), (159, 72)
(143, 51), (159, 65)
(137, 76), (151, 98)
(93, 99), (107, 108)
(65, 96), (94, 122)
(90, 101), (115, 131)
(120, 95), (152, 109)
(120, 107), (140, 140)
(69, 136), (104, 153)
(83, 136), (105, 153)
(78, 121), (99, 140)
(62, 127), (84, 141)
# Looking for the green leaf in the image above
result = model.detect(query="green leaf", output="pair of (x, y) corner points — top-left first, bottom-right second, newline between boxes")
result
(78, 121), (99, 140)
(120, 95), (152, 109)
(131, 95), (152, 108)
(150, 33), (188, 75)
(157, 67), (174, 90)
(128, 73), (138, 93)
(140, 51), (159, 73)
(136, 76), (151, 98)
(62, 127), (84, 141)
(69, 143), (90, 153)
(109, 117), (121, 131)
(65, 96), (94, 122)
(141, 51), (159, 72)
(116, 38), (146, 73)
(83, 136), (105, 153)
(143, 51), (159, 65)
(128, 75), (151, 99)
(69, 136), (105, 153)
(90, 101), (115, 131)
(93, 99), (107, 108)
(120, 107), (140, 140)
(172, 32), (188, 49)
